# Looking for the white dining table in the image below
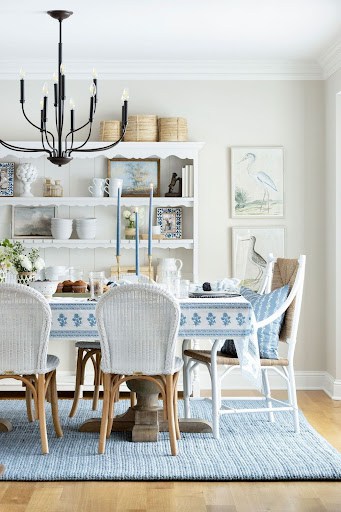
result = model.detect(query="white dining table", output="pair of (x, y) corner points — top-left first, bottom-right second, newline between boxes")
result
(49, 295), (261, 389)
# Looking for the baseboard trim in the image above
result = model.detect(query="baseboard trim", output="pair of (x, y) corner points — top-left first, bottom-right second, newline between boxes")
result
(197, 368), (327, 392)
(0, 370), (340, 399)
(323, 372), (341, 400)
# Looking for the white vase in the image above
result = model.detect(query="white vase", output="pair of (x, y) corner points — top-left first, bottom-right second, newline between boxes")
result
(16, 163), (38, 198)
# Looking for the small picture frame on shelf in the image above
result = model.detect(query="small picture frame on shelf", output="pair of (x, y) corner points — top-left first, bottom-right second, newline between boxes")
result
(12, 206), (56, 238)
(108, 158), (160, 197)
(0, 162), (14, 197)
(157, 207), (182, 239)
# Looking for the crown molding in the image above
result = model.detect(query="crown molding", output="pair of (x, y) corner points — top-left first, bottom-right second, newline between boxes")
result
(0, 59), (323, 81)
(318, 39), (341, 79)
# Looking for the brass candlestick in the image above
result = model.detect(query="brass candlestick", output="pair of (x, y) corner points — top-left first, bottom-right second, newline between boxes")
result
(116, 255), (121, 281)
(148, 255), (153, 282)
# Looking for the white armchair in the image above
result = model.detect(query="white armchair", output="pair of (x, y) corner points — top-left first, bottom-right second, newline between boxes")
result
(183, 256), (306, 439)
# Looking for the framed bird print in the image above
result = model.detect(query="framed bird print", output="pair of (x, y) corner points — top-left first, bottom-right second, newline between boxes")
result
(231, 146), (284, 218)
(232, 226), (285, 291)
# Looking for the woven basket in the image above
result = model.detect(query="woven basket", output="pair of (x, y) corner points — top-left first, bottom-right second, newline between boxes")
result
(100, 120), (121, 142)
(124, 115), (158, 142)
(158, 117), (187, 142)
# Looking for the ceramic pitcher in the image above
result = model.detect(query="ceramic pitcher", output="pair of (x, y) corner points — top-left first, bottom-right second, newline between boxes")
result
(156, 258), (183, 280)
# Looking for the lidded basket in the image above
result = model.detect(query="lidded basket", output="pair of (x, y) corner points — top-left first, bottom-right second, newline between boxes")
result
(158, 117), (187, 142)
(124, 115), (158, 142)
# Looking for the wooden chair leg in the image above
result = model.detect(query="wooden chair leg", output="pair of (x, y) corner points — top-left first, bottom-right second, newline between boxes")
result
(173, 372), (180, 440)
(24, 375), (34, 422)
(50, 370), (63, 438)
(69, 348), (84, 418)
(98, 373), (111, 454)
(37, 374), (48, 455)
(166, 374), (177, 456)
(92, 352), (101, 411)
(107, 377), (117, 438)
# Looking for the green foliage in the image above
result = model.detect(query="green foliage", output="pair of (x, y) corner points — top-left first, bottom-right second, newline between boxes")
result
(235, 187), (248, 209)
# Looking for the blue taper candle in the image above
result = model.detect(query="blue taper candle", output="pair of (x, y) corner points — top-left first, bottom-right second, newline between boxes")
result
(135, 208), (139, 276)
(148, 183), (153, 257)
(116, 186), (121, 257)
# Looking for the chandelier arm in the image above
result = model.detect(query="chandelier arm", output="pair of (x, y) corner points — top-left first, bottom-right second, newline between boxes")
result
(68, 123), (93, 154)
(64, 119), (90, 153)
(0, 140), (52, 155)
(21, 104), (41, 132)
(43, 128), (56, 152)
(70, 128), (126, 154)
(22, 105), (56, 153)
(40, 131), (53, 157)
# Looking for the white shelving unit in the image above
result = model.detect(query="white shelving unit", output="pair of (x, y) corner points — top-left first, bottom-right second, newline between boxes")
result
(0, 141), (204, 281)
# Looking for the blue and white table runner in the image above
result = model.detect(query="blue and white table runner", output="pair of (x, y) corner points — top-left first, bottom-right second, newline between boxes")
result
(49, 297), (261, 388)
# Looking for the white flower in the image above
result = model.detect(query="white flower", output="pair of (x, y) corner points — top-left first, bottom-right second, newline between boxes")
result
(34, 257), (45, 271)
(19, 255), (32, 271)
(123, 210), (131, 220)
(129, 213), (135, 223)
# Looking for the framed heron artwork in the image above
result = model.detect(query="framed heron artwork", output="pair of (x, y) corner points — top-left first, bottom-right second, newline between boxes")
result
(232, 226), (285, 291)
(231, 147), (284, 218)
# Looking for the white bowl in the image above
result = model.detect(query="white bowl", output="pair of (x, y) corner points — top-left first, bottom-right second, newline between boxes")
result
(28, 280), (59, 299)
(51, 218), (73, 224)
(51, 225), (73, 240)
(75, 218), (97, 224)
(76, 227), (96, 239)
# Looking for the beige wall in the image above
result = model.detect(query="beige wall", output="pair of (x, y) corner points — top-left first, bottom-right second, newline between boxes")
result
(0, 79), (325, 374)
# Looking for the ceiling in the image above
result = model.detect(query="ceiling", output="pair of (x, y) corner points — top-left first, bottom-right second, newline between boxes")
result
(0, 0), (340, 79)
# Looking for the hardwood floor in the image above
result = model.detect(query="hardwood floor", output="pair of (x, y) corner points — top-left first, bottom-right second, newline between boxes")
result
(0, 390), (340, 512)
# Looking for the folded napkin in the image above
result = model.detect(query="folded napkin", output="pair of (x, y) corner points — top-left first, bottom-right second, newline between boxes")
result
(190, 278), (240, 293)
(108, 275), (141, 287)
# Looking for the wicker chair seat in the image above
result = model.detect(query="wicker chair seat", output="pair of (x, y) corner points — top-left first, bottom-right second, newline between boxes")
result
(184, 349), (289, 367)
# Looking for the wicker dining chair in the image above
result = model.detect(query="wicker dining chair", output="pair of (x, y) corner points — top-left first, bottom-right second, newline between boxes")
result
(183, 256), (306, 439)
(69, 274), (154, 417)
(95, 283), (182, 455)
(0, 283), (63, 454)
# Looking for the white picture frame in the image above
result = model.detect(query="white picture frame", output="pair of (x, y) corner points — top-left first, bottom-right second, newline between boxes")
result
(232, 226), (285, 290)
(231, 146), (284, 218)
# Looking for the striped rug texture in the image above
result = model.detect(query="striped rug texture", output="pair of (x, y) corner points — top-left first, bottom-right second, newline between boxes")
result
(0, 399), (340, 481)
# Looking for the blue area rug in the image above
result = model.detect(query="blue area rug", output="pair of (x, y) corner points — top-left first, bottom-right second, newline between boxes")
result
(0, 399), (341, 481)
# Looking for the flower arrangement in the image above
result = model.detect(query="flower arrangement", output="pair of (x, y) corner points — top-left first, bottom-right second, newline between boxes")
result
(0, 239), (14, 271)
(123, 209), (136, 229)
(123, 208), (145, 228)
(11, 242), (45, 273)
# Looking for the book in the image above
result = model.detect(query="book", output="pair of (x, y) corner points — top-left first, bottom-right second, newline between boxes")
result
(188, 164), (194, 197)
(181, 166), (188, 197)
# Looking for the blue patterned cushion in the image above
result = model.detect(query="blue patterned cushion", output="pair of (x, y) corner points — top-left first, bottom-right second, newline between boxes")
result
(221, 284), (289, 359)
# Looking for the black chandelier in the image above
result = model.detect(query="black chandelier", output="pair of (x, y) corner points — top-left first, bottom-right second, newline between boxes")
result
(0, 10), (128, 167)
